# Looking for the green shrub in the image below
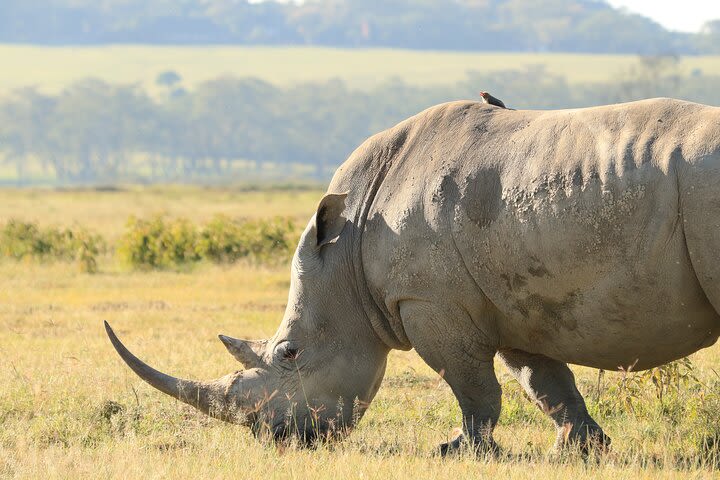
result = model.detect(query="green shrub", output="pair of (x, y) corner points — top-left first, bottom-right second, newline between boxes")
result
(76, 232), (102, 273)
(0, 220), (51, 259)
(205, 216), (296, 263)
(117, 216), (200, 269)
(591, 357), (702, 419)
(196, 215), (249, 263)
(118, 215), (297, 269)
(198, 215), (297, 264)
(1, 216), (297, 271)
(0, 220), (105, 272)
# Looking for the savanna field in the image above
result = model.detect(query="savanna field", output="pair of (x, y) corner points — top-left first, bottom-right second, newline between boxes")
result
(5, 46), (720, 94)
(1, 187), (720, 479)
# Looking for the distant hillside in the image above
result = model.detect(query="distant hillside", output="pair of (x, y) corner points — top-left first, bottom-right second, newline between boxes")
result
(1, 0), (718, 54)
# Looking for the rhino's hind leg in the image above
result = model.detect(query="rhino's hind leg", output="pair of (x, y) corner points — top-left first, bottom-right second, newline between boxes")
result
(399, 301), (502, 456)
(497, 349), (610, 452)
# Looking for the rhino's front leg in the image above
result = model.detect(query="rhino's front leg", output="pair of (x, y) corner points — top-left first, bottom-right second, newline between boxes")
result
(399, 301), (501, 456)
(497, 349), (610, 452)
(437, 359), (501, 457)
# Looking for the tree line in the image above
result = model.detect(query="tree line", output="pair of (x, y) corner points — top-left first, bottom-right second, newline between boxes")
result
(1, 57), (719, 185)
(2, 0), (720, 54)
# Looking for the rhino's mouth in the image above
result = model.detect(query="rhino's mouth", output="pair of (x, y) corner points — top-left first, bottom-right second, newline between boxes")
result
(260, 416), (335, 446)
(261, 421), (315, 445)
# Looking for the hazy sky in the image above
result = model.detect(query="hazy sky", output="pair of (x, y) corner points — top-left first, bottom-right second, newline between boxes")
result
(608, 0), (720, 32)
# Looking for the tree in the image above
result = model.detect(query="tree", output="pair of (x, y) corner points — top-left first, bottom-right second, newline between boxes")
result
(156, 71), (182, 88)
(1, 59), (720, 186)
(696, 20), (720, 54)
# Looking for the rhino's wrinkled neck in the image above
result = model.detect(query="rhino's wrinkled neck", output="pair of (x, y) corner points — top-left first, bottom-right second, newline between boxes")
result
(345, 152), (412, 351)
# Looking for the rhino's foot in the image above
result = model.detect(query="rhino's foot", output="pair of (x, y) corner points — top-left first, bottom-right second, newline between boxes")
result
(439, 434), (464, 457)
(554, 421), (611, 455)
(438, 433), (500, 458)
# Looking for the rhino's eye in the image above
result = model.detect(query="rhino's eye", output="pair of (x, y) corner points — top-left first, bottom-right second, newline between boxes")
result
(275, 341), (300, 362)
(283, 347), (299, 361)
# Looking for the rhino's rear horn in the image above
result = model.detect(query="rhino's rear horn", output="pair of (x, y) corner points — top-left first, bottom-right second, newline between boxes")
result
(219, 335), (267, 369)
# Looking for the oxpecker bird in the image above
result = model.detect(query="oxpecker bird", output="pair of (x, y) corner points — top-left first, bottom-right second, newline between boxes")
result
(479, 91), (507, 109)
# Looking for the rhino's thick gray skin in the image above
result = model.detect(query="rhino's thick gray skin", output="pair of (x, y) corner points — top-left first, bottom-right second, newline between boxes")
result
(107, 98), (720, 453)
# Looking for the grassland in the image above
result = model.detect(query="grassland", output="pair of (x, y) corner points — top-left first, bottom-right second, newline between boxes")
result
(0, 186), (324, 240)
(2, 187), (720, 479)
(2, 45), (720, 96)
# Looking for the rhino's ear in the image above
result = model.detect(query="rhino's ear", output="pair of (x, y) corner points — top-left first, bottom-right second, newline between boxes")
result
(315, 192), (349, 247)
(218, 335), (267, 369)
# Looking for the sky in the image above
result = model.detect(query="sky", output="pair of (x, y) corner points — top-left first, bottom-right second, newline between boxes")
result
(607, 0), (720, 32)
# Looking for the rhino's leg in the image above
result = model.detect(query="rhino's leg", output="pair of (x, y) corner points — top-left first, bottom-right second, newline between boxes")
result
(399, 301), (502, 456)
(497, 349), (610, 452)
(437, 359), (501, 457)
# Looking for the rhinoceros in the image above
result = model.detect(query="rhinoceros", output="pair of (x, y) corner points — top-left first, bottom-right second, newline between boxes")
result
(106, 97), (720, 454)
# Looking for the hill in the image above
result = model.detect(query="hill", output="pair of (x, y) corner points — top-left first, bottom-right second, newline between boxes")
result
(1, 0), (719, 54)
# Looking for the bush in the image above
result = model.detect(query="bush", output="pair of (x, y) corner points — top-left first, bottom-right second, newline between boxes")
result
(0, 220), (50, 259)
(195, 215), (248, 263)
(0, 220), (104, 272)
(591, 357), (703, 420)
(117, 216), (200, 269)
(119, 215), (298, 269)
(197, 216), (296, 263)
(1, 216), (298, 271)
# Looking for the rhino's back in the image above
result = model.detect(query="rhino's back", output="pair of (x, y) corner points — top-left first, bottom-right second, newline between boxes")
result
(359, 99), (720, 370)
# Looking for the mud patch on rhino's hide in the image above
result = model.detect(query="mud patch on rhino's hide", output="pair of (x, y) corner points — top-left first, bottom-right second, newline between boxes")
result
(527, 256), (551, 278)
(433, 174), (460, 207)
(515, 293), (579, 332)
(500, 273), (528, 291)
(461, 168), (503, 228)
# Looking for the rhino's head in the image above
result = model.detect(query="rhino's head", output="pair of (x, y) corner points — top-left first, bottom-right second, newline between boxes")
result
(106, 193), (390, 443)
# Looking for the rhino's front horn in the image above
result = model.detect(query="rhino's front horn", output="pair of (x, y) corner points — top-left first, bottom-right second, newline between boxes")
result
(105, 321), (249, 423)
(218, 335), (267, 369)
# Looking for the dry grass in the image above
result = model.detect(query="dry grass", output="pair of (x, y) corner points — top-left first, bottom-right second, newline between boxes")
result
(0, 186), (324, 240)
(2, 45), (720, 96)
(1, 187), (719, 479)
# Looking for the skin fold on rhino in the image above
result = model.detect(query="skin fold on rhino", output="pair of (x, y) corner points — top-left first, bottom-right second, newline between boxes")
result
(106, 98), (720, 454)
